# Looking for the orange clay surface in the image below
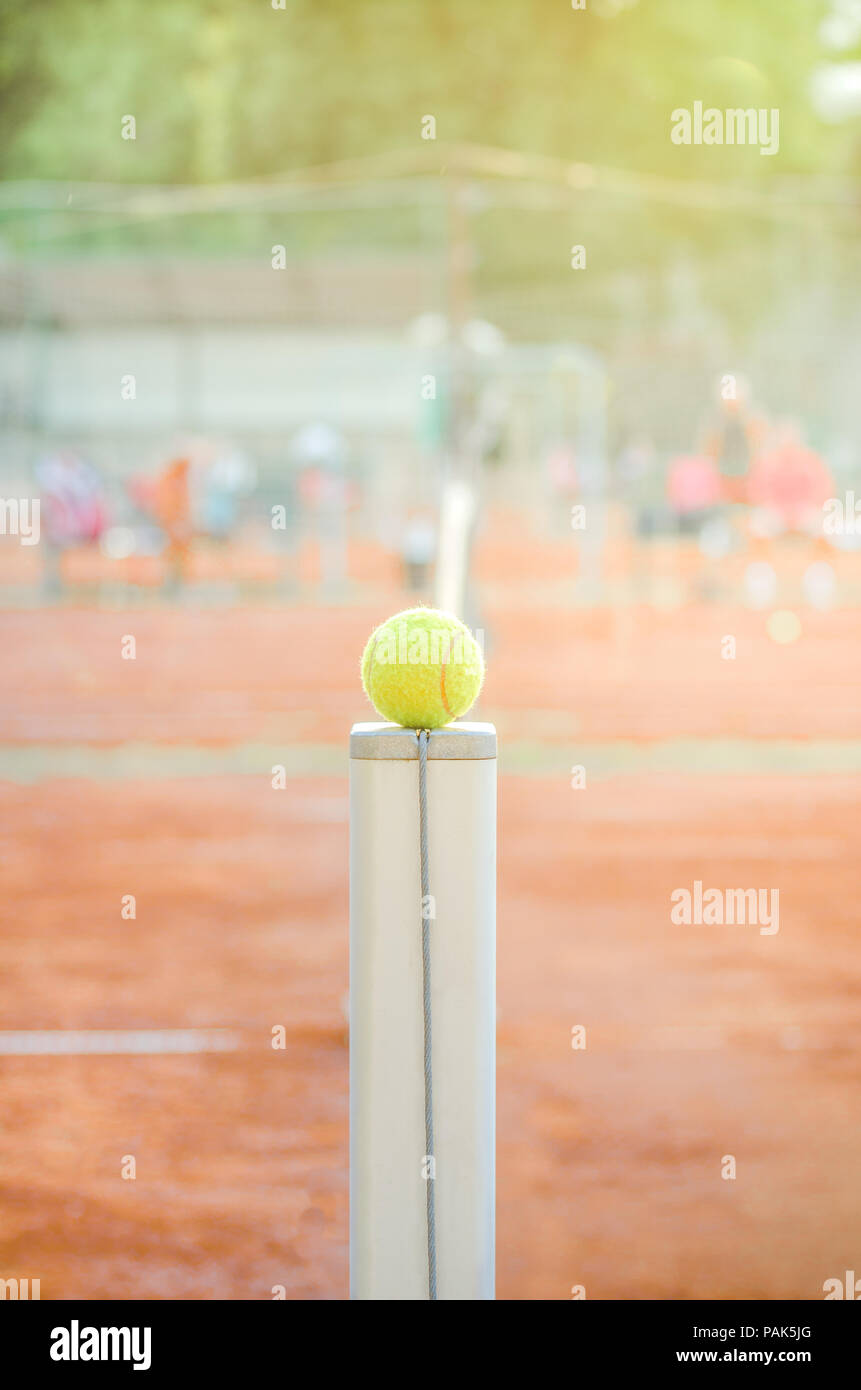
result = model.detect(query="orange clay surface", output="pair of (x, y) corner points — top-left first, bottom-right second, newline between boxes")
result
(1, 589), (860, 1300)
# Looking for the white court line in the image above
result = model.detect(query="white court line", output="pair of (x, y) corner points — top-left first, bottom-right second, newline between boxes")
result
(0, 1030), (241, 1056)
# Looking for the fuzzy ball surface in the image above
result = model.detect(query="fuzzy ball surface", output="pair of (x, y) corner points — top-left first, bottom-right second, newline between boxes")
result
(361, 607), (484, 729)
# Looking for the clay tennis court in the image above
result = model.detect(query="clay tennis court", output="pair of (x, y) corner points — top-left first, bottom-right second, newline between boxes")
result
(2, 572), (860, 1299)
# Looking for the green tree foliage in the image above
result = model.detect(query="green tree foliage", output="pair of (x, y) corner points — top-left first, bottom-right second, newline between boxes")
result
(0, 0), (843, 184)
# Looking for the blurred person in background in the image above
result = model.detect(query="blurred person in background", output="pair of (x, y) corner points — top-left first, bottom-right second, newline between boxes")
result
(702, 375), (768, 506)
(748, 424), (834, 537)
(664, 451), (725, 601)
(153, 456), (192, 591)
(546, 443), (578, 506)
(666, 452), (722, 534)
(693, 377), (771, 600)
(198, 443), (257, 542)
(400, 508), (436, 591)
(34, 450), (108, 596)
(128, 453), (194, 589)
(291, 422), (350, 593)
(747, 424), (837, 609)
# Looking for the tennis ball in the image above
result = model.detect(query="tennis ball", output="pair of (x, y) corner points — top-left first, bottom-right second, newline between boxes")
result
(361, 607), (484, 729)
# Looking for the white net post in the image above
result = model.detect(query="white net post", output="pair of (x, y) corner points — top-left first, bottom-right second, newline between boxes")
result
(349, 721), (497, 1300)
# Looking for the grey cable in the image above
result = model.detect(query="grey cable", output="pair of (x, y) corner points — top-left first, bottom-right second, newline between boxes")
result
(417, 728), (437, 1300)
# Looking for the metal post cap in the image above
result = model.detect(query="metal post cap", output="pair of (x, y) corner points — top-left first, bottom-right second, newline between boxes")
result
(350, 721), (497, 760)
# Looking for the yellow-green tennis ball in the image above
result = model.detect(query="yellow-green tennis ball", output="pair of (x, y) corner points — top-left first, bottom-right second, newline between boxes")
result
(361, 607), (484, 729)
